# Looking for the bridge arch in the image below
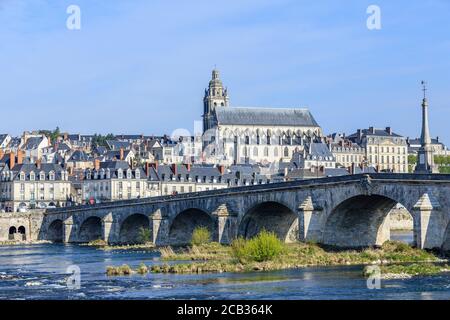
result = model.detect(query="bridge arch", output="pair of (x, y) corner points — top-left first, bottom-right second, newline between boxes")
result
(441, 223), (450, 252)
(47, 219), (63, 243)
(168, 208), (214, 245)
(78, 216), (102, 243)
(323, 194), (415, 248)
(119, 214), (151, 244)
(238, 201), (298, 242)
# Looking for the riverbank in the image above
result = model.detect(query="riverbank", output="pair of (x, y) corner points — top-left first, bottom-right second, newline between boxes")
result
(364, 263), (450, 279)
(83, 239), (156, 251)
(0, 240), (51, 246)
(105, 241), (446, 276)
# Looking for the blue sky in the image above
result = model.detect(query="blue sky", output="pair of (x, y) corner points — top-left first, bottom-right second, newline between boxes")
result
(0, 0), (449, 142)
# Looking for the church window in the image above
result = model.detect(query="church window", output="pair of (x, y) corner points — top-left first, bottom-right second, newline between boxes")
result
(267, 136), (271, 145)
(245, 136), (250, 145)
(284, 147), (289, 157)
(256, 135), (260, 145)
(264, 147), (269, 157)
(221, 103), (224, 106)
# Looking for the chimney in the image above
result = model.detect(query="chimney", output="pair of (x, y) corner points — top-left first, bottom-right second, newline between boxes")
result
(36, 159), (41, 169)
(351, 162), (356, 175)
(9, 152), (15, 169)
(218, 165), (225, 175)
(145, 162), (151, 176)
(386, 127), (392, 135)
(171, 163), (177, 175)
(369, 127), (375, 134)
(150, 162), (159, 171)
(0, 149), (4, 160)
(17, 150), (24, 165)
(185, 163), (191, 172)
(357, 129), (362, 142)
(119, 147), (124, 161)
(436, 136), (439, 143)
(94, 159), (100, 171)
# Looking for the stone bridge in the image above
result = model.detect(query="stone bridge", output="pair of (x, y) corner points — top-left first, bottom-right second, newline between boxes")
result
(40, 173), (450, 250)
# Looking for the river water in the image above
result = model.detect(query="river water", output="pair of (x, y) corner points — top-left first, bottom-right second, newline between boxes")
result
(1, 232), (449, 300)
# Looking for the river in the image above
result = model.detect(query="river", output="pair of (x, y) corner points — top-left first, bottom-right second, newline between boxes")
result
(1, 231), (449, 300)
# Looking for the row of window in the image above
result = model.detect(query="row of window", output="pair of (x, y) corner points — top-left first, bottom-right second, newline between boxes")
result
(1, 171), (68, 181)
(368, 146), (407, 154)
(86, 169), (142, 180)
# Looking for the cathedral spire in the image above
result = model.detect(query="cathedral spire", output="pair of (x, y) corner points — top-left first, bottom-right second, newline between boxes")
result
(415, 81), (438, 174)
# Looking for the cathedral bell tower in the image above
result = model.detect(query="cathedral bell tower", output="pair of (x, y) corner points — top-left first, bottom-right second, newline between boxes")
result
(203, 69), (229, 133)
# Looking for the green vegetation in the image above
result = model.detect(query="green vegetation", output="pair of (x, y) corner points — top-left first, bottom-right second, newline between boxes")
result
(191, 226), (211, 246)
(364, 263), (449, 279)
(106, 264), (133, 276)
(160, 243), (229, 261)
(86, 239), (108, 247)
(92, 133), (115, 147)
(136, 262), (149, 275)
(39, 127), (61, 142)
(409, 154), (450, 173)
(408, 155), (417, 173)
(106, 236), (444, 276)
(138, 227), (152, 244)
(232, 231), (285, 263)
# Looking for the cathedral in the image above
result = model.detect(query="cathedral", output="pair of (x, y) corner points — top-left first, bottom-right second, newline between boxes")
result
(202, 69), (324, 165)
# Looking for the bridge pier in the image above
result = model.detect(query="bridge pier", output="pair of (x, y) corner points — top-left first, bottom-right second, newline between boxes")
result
(212, 204), (238, 244)
(298, 196), (323, 243)
(413, 193), (442, 249)
(63, 216), (73, 243)
(152, 209), (169, 245)
(102, 213), (120, 244)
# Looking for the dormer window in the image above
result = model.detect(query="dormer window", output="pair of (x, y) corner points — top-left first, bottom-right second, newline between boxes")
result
(126, 169), (132, 179)
(117, 169), (123, 179)
(30, 172), (35, 181)
(49, 171), (55, 181)
(100, 169), (105, 179)
(106, 168), (111, 179)
(135, 170), (140, 179)
(40, 172), (45, 181)
(20, 172), (25, 181)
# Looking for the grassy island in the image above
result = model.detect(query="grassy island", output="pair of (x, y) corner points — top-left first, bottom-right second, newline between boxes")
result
(105, 229), (447, 278)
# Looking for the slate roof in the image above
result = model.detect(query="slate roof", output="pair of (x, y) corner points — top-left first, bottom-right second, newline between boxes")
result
(0, 134), (9, 144)
(106, 140), (132, 150)
(2, 163), (66, 180)
(407, 138), (444, 147)
(84, 161), (147, 180)
(306, 143), (335, 160)
(23, 137), (44, 150)
(348, 129), (404, 139)
(104, 150), (133, 161)
(215, 106), (319, 127)
(68, 150), (92, 162)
